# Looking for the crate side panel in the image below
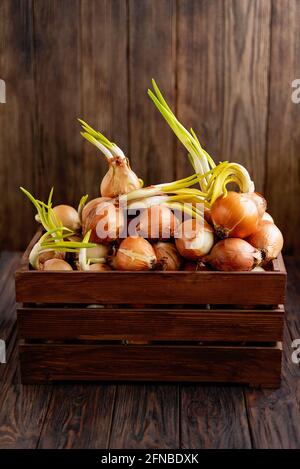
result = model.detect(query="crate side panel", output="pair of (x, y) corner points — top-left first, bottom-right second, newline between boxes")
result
(19, 343), (282, 387)
(15, 270), (286, 305)
(18, 307), (284, 342)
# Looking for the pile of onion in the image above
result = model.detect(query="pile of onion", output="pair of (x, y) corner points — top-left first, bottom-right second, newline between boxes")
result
(21, 97), (285, 274)
(79, 119), (142, 198)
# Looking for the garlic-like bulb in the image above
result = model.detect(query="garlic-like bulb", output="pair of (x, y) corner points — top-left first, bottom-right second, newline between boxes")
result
(79, 119), (142, 198)
(101, 159), (141, 198)
(82, 198), (125, 244)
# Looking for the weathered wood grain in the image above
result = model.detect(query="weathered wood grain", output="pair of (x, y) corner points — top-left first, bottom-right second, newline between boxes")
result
(244, 324), (300, 448)
(0, 253), (21, 355)
(81, 0), (128, 199)
(18, 306), (284, 342)
(15, 268), (286, 305)
(284, 257), (300, 339)
(180, 386), (251, 448)
(222, 0), (271, 192)
(109, 385), (179, 448)
(0, 0), (37, 250)
(244, 257), (300, 448)
(265, 0), (300, 255)
(176, 0), (224, 178)
(37, 384), (116, 449)
(0, 1), (299, 255)
(128, 0), (177, 184)
(0, 330), (53, 449)
(33, 0), (82, 205)
(0, 379), (53, 448)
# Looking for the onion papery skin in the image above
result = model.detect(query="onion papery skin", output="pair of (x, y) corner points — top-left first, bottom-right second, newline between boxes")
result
(153, 242), (182, 271)
(113, 236), (157, 271)
(175, 219), (214, 261)
(262, 212), (274, 224)
(87, 263), (111, 272)
(82, 199), (125, 244)
(43, 259), (73, 271)
(204, 207), (212, 225)
(38, 249), (65, 268)
(211, 191), (260, 239)
(205, 238), (261, 271)
(247, 192), (267, 218)
(29, 240), (66, 270)
(86, 244), (109, 260)
(82, 197), (111, 226)
(138, 205), (178, 240)
(52, 205), (81, 232)
(246, 221), (283, 262)
(101, 159), (142, 198)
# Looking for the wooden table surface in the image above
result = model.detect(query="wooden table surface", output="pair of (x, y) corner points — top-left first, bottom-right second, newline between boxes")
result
(0, 252), (299, 449)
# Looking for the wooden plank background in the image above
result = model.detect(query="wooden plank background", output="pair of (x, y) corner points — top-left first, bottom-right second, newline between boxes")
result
(0, 0), (299, 254)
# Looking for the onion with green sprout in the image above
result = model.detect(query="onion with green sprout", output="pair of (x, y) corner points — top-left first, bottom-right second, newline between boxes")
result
(79, 119), (142, 197)
(147, 79), (255, 202)
(147, 79), (214, 192)
(21, 188), (97, 269)
(28, 228), (97, 270)
(78, 230), (108, 271)
(119, 172), (207, 220)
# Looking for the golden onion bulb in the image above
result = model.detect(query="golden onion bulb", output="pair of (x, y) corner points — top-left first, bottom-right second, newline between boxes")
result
(175, 219), (214, 261)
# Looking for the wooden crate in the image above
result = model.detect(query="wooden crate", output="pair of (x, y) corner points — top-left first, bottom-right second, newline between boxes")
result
(15, 232), (286, 387)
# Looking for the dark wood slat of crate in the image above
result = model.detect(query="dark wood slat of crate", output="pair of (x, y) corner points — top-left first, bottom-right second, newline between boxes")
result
(15, 269), (286, 305)
(109, 384), (179, 449)
(37, 384), (116, 449)
(18, 306), (284, 342)
(19, 343), (282, 387)
(244, 257), (300, 448)
(180, 386), (251, 448)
